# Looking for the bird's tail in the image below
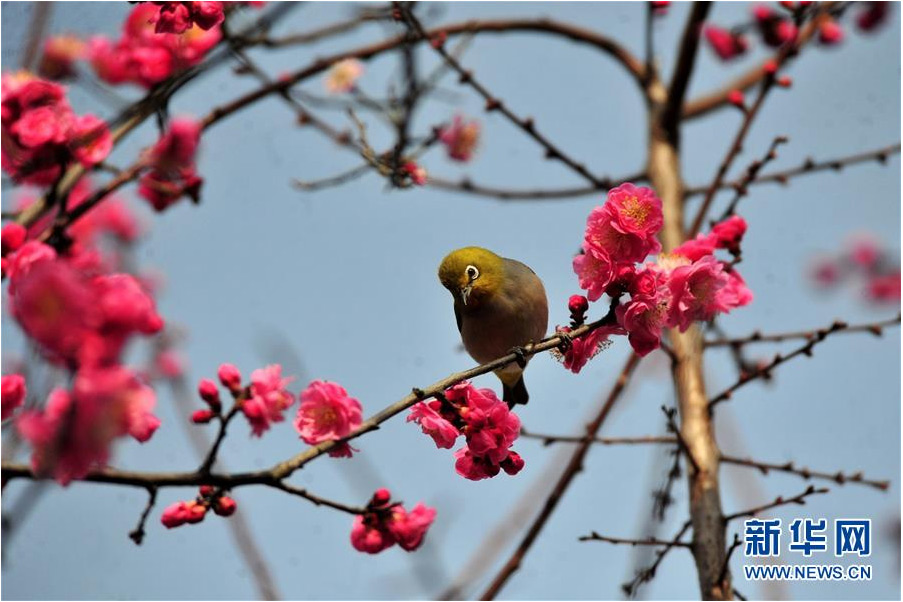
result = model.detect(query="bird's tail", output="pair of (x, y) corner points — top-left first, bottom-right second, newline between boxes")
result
(502, 375), (529, 407)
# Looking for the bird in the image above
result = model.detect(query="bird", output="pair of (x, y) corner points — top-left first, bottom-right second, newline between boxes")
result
(438, 246), (549, 406)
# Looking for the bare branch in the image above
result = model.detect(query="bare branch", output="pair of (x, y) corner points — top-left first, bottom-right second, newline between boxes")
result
(709, 315), (901, 410)
(579, 532), (692, 548)
(721, 455), (889, 491)
(128, 487), (158, 546)
(704, 314), (902, 348)
(723, 485), (828, 523)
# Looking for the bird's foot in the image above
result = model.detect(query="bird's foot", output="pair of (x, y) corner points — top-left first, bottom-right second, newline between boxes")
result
(557, 331), (574, 352)
(508, 345), (529, 368)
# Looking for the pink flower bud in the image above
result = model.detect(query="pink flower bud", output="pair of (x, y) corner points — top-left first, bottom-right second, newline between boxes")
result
(199, 485), (215, 497)
(197, 378), (221, 408)
(217, 363), (242, 391)
(776, 76), (792, 88)
(763, 60), (778, 76)
(727, 90), (745, 109)
(161, 501), (188, 529)
(191, 409), (215, 424)
(185, 501), (207, 524)
(501, 451), (525, 475)
(568, 295), (589, 316)
(214, 496), (237, 517)
(1, 223), (27, 255)
(371, 488), (392, 507)
(818, 18), (844, 45)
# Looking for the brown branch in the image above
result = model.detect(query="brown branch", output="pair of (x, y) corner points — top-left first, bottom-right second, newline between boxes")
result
(479, 353), (641, 600)
(709, 315), (901, 410)
(682, 6), (826, 121)
(426, 171), (647, 201)
(199, 406), (240, 475)
(661, 2), (711, 139)
(648, 11), (731, 594)
(20, 2), (52, 72)
(3, 301), (623, 491)
(715, 135), (788, 223)
(688, 6), (830, 237)
(405, 13), (612, 188)
(704, 314), (902, 348)
(662, 406), (700, 473)
(723, 485), (828, 523)
(721, 455), (889, 491)
(519, 429), (676, 447)
(579, 532), (692, 548)
(127, 486), (158, 545)
(686, 142), (901, 197)
(717, 533), (742, 590)
(623, 519), (693, 597)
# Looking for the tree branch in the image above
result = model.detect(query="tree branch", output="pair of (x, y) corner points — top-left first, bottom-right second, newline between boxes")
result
(721, 455), (889, 491)
(479, 352), (642, 600)
(709, 315), (901, 410)
(723, 485), (828, 523)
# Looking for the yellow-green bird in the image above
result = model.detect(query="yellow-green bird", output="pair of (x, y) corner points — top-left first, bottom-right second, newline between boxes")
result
(438, 247), (549, 406)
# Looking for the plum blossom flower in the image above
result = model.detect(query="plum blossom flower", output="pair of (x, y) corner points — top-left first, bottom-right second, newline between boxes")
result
(555, 323), (625, 374)
(17, 366), (160, 485)
(89, 4), (220, 88)
(350, 489), (436, 554)
(1, 73), (111, 184)
(407, 401), (460, 449)
(667, 255), (733, 332)
(152, 2), (225, 34)
(325, 58), (363, 93)
(439, 115), (480, 162)
(2, 374), (26, 420)
(241, 364), (295, 436)
(295, 380), (362, 456)
(138, 118), (204, 211)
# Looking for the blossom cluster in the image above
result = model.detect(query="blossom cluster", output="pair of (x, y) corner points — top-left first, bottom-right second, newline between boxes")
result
(138, 118), (204, 211)
(192, 363), (295, 436)
(570, 184), (752, 362)
(2, 183), (162, 484)
(89, 3), (220, 88)
(150, 2), (225, 35)
(704, 3), (890, 63)
(408, 382), (524, 481)
(1, 73), (111, 185)
(810, 234), (901, 305)
(16, 366), (160, 485)
(350, 488), (436, 554)
(161, 485), (237, 529)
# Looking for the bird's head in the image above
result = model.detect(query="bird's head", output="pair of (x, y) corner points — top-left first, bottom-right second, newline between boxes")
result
(438, 246), (503, 308)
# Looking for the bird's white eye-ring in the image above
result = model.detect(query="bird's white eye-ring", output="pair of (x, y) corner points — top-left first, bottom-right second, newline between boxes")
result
(465, 265), (480, 281)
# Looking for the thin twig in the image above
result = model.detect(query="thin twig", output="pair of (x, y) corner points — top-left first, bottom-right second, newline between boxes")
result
(709, 315), (901, 410)
(128, 486), (158, 546)
(705, 314), (901, 348)
(723, 485), (828, 523)
(519, 429), (676, 447)
(715, 135), (788, 223)
(579, 532), (692, 548)
(721, 455), (889, 491)
(623, 520), (692, 597)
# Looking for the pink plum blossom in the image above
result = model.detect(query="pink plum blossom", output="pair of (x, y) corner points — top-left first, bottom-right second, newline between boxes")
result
(295, 380), (362, 455)
(2, 373), (26, 420)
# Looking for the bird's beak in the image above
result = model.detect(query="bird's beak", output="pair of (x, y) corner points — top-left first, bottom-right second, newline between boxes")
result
(460, 284), (473, 305)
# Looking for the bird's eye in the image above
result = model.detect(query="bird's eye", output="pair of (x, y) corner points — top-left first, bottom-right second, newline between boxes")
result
(465, 265), (480, 281)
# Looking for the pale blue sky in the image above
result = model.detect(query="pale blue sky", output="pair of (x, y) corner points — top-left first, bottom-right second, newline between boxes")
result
(1, 2), (900, 600)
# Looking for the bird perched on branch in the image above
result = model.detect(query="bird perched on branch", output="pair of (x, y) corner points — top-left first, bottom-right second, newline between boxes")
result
(438, 247), (549, 406)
